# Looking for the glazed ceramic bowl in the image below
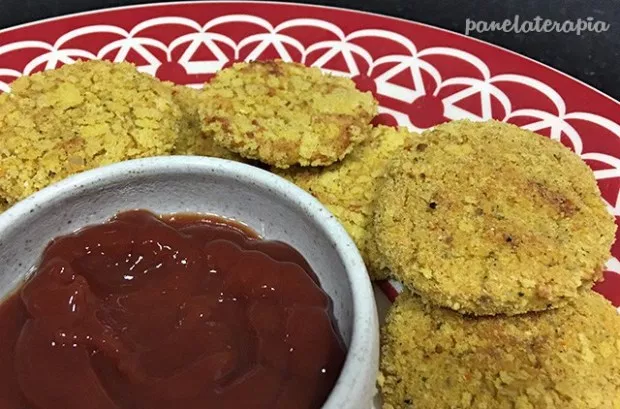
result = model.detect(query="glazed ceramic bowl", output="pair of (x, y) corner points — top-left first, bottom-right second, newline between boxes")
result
(0, 156), (379, 409)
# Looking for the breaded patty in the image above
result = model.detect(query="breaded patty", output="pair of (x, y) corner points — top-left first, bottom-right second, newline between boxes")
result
(0, 60), (182, 207)
(374, 120), (616, 315)
(379, 290), (620, 409)
(277, 125), (416, 279)
(171, 84), (242, 161)
(198, 60), (377, 168)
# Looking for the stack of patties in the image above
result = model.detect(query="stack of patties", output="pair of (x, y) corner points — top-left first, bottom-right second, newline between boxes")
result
(373, 120), (620, 408)
(0, 58), (381, 213)
(275, 124), (418, 280)
(197, 59), (426, 279)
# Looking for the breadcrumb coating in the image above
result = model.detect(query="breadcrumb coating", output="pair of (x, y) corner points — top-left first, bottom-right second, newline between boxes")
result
(198, 60), (377, 168)
(379, 290), (620, 409)
(171, 84), (242, 161)
(277, 125), (416, 279)
(0, 60), (182, 207)
(374, 120), (616, 315)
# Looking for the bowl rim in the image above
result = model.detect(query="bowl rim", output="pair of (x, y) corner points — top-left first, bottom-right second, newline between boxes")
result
(0, 155), (379, 408)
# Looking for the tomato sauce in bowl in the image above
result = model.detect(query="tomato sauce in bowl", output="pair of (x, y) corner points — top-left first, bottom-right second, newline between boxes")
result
(0, 210), (346, 409)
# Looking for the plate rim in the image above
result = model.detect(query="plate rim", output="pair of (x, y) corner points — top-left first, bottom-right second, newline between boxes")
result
(0, 0), (618, 309)
(0, 0), (618, 107)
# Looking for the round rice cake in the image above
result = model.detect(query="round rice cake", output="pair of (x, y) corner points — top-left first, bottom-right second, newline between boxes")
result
(198, 60), (377, 168)
(0, 60), (182, 207)
(277, 125), (417, 280)
(379, 290), (620, 409)
(171, 84), (242, 161)
(373, 119), (616, 315)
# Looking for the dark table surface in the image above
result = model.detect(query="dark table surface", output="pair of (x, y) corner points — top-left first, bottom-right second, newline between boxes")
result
(0, 0), (618, 101)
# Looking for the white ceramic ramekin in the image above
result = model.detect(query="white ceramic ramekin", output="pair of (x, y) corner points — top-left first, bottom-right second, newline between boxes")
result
(0, 156), (379, 409)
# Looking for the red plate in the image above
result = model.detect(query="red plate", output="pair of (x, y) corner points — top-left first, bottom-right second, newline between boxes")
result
(1, 1), (618, 312)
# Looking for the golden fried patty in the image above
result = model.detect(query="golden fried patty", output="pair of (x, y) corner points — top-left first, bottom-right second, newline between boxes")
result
(171, 84), (242, 161)
(374, 120), (616, 315)
(277, 125), (416, 279)
(198, 60), (377, 168)
(0, 60), (182, 207)
(379, 290), (620, 409)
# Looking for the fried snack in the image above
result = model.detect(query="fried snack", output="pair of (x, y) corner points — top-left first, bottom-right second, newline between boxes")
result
(379, 290), (620, 409)
(171, 84), (242, 161)
(374, 120), (616, 315)
(277, 125), (416, 279)
(0, 60), (182, 207)
(198, 60), (377, 168)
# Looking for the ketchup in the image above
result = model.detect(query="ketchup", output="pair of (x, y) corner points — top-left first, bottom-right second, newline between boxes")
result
(0, 210), (346, 409)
